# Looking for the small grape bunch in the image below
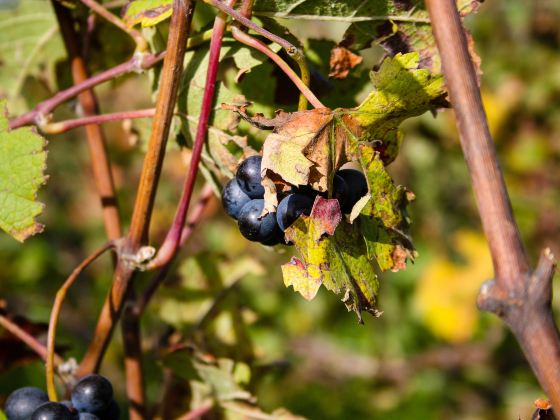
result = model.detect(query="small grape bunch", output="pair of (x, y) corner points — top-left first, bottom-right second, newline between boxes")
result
(4, 374), (119, 420)
(221, 155), (368, 243)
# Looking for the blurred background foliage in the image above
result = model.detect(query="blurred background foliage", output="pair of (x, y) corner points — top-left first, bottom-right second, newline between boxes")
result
(1, 0), (560, 418)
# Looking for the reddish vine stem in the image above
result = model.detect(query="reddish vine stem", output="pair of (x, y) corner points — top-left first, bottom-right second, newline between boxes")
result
(146, 2), (233, 270)
(230, 27), (323, 109)
(52, 0), (123, 241)
(41, 108), (156, 134)
(0, 314), (63, 365)
(9, 53), (163, 129)
(78, 0), (195, 397)
(46, 241), (116, 401)
(8, 29), (213, 130)
(426, 0), (560, 411)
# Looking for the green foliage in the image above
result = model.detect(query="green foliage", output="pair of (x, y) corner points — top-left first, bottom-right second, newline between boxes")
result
(122, 0), (173, 27)
(252, 0), (481, 73)
(0, 102), (47, 242)
(0, 0), (64, 112)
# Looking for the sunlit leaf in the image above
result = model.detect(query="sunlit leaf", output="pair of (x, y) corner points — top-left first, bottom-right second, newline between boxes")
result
(0, 102), (47, 241)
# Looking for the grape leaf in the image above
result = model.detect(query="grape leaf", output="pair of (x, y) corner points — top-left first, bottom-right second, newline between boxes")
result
(122, 0), (173, 28)
(231, 52), (444, 213)
(252, 0), (481, 74)
(283, 197), (380, 322)
(0, 102), (47, 242)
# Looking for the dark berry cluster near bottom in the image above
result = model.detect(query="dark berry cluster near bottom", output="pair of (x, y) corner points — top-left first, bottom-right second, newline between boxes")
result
(221, 156), (368, 245)
(4, 374), (119, 420)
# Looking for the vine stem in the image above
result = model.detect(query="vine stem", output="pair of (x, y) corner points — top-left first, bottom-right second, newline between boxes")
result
(52, 0), (122, 241)
(77, 8), (196, 419)
(204, 0), (314, 110)
(146, 1), (233, 270)
(41, 109), (156, 134)
(9, 29), (213, 130)
(80, 0), (148, 51)
(230, 27), (322, 109)
(46, 241), (116, 402)
(0, 314), (63, 365)
(425, 0), (560, 411)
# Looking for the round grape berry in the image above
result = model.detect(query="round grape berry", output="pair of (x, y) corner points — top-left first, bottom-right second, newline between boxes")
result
(221, 178), (251, 220)
(276, 194), (314, 231)
(236, 156), (265, 198)
(332, 174), (348, 210)
(5, 386), (49, 420)
(237, 199), (278, 242)
(78, 413), (100, 419)
(336, 169), (368, 213)
(30, 402), (73, 420)
(71, 374), (113, 415)
(98, 400), (120, 420)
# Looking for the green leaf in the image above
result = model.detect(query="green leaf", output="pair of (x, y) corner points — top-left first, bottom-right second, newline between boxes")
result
(122, 0), (173, 27)
(0, 0), (64, 112)
(283, 197), (380, 321)
(0, 102), (47, 242)
(252, 0), (480, 74)
(351, 52), (446, 163)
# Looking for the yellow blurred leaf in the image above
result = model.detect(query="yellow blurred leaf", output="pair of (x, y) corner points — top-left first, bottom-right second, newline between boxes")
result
(414, 230), (493, 343)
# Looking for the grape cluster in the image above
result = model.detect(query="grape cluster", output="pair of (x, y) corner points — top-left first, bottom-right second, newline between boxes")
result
(222, 156), (368, 244)
(4, 375), (119, 420)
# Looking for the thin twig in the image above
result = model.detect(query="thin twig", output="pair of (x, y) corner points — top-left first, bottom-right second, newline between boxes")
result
(52, 0), (123, 241)
(145, 3), (232, 270)
(230, 27), (322, 109)
(0, 314), (63, 365)
(205, 0), (314, 110)
(80, 0), (148, 51)
(46, 241), (115, 401)
(425, 0), (560, 411)
(41, 109), (156, 134)
(9, 29), (213, 130)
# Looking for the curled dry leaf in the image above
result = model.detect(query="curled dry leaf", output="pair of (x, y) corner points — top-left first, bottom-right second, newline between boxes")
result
(329, 46), (363, 79)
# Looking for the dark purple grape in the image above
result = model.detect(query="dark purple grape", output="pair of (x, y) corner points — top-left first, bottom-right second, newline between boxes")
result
(237, 199), (278, 242)
(71, 375), (113, 415)
(98, 400), (120, 420)
(30, 402), (73, 420)
(276, 194), (314, 231)
(336, 169), (368, 213)
(5, 387), (49, 420)
(332, 174), (348, 209)
(78, 413), (100, 419)
(261, 224), (285, 246)
(236, 156), (265, 198)
(221, 178), (251, 219)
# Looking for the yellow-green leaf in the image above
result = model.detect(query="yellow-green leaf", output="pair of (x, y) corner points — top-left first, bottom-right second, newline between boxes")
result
(0, 102), (47, 242)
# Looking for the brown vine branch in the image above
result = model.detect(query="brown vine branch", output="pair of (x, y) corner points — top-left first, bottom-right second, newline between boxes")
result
(425, 0), (560, 411)
(77, 5), (196, 418)
(46, 241), (116, 401)
(80, 0), (148, 51)
(145, 0), (232, 271)
(52, 0), (123, 241)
